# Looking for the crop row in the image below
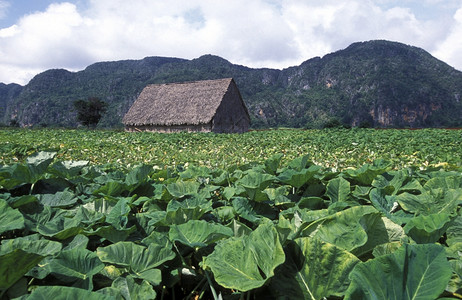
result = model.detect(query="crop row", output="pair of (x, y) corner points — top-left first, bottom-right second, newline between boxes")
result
(0, 128), (461, 170)
(1, 151), (461, 299)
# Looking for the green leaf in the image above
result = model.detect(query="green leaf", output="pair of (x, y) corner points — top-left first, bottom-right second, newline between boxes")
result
(424, 175), (462, 190)
(49, 248), (104, 281)
(105, 197), (131, 229)
(94, 181), (129, 197)
(236, 170), (275, 201)
(0, 198), (24, 234)
(51, 160), (89, 179)
(27, 285), (113, 299)
(165, 196), (212, 224)
(167, 180), (200, 198)
(271, 237), (360, 299)
(369, 188), (412, 224)
(447, 216), (462, 247)
(6, 194), (38, 208)
(397, 188), (461, 216)
(0, 238), (62, 256)
(97, 240), (175, 275)
(264, 153), (283, 175)
(231, 197), (261, 223)
(372, 169), (415, 195)
(403, 213), (453, 243)
(85, 225), (136, 243)
(286, 155), (312, 171)
(203, 222), (285, 292)
(169, 220), (233, 248)
(344, 159), (391, 185)
(345, 243), (452, 300)
(301, 206), (378, 252)
(277, 166), (320, 188)
(326, 177), (351, 203)
(0, 249), (43, 290)
(37, 215), (84, 240)
(353, 215), (406, 257)
(111, 276), (157, 300)
(38, 190), (78, 207)
(125, 164), (153, 186)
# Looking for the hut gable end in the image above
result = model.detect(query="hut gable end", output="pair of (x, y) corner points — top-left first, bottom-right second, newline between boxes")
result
(122, 78), (250, 133)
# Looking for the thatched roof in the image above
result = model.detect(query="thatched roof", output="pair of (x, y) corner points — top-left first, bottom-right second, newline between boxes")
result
(123, 78), (245, 126)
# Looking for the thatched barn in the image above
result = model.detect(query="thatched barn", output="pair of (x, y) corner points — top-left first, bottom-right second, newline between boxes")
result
(122, 78), (250, 133)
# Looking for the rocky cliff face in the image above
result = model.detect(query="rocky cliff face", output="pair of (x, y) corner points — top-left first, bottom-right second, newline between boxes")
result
(1, 40), (462, 128)
(0, 83), (23, 125)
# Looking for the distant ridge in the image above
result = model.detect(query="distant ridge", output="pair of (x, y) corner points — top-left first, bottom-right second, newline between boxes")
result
(1, 40), (461, 128)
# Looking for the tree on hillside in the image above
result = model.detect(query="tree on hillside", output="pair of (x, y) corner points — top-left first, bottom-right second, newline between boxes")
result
(73, 97), (107, 128)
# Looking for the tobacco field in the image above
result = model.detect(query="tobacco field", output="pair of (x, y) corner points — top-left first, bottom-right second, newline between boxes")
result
(0, 128), (461, 299)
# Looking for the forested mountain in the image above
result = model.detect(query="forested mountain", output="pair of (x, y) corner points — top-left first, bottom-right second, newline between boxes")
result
(1, 40), (461, 128)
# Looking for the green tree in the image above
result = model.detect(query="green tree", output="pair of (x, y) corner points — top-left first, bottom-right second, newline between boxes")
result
(73, 97), (107, 128)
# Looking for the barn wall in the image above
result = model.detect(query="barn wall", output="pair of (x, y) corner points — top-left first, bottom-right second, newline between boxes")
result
(126, 123), (212, 133)
(212, 82), (250, 133)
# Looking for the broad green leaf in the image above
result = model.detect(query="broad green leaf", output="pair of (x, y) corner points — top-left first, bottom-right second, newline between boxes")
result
(169, 220), (233, 248)
(372, 241), (404, 257)
(27, 285), (113, 299)
(369, 188), (413, 224)
(343, 159), (391, 185)
(63, 234), (89, 250)
(226, 219), (252, 238)
(301, 206), (378, 252)
(97, 240), (175, 275)
(0, 198), (24, 234)
(403, 213), (453, 243)
(203, 222), (285, 292)
(6, 194), (38, 208)
(277, 166), (320, 188)
(166, 180), (200, 198)
(424, 175), (462, 190)
(447, 216), (462, 246)
(38, 190), (78, 207)
(0, 238), (62, 256)
(353, 215), (406, 257)
(51, 160), (89, 179)
(326, 177), (351, 203)
(0, 249), (43, 289)
(231, 197), (261, 223)
(125, 164), (153, 186)
(49, 248), (104, 281)
(94, 181), (129, 197)
(371, 169), (416, 195)
(236, 170), (275, 201)
(397, 189), (461, 216)
(85, 225), (136, 243)
(105, 197), (131, 229)
(271, 237), (360, 299)
(111, 276), (157, 300)
(345, 243), (452, 300)
(264, 153), (283, 175)
(26, 151), (57, 165)
(214, 205), (236, 222)
(36, 207), (97, 240)
(165, 196), (212, 224)
(286, 155), (312, 171)
(0, 152), (55, 188)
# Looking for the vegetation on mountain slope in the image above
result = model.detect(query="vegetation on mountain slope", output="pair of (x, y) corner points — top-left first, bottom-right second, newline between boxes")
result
(1, 40), (462, 128)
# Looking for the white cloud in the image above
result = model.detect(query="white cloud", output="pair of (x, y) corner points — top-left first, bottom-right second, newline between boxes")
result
(433, 7), (462, 70)
(1, 0), (462, 85)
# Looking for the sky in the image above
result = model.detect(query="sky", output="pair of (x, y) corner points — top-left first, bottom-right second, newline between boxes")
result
(1, 0), (462, 85)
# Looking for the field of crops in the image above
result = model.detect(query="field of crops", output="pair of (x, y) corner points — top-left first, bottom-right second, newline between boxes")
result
(1, 128), (461, 170)
(0, 128), (461, 299)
